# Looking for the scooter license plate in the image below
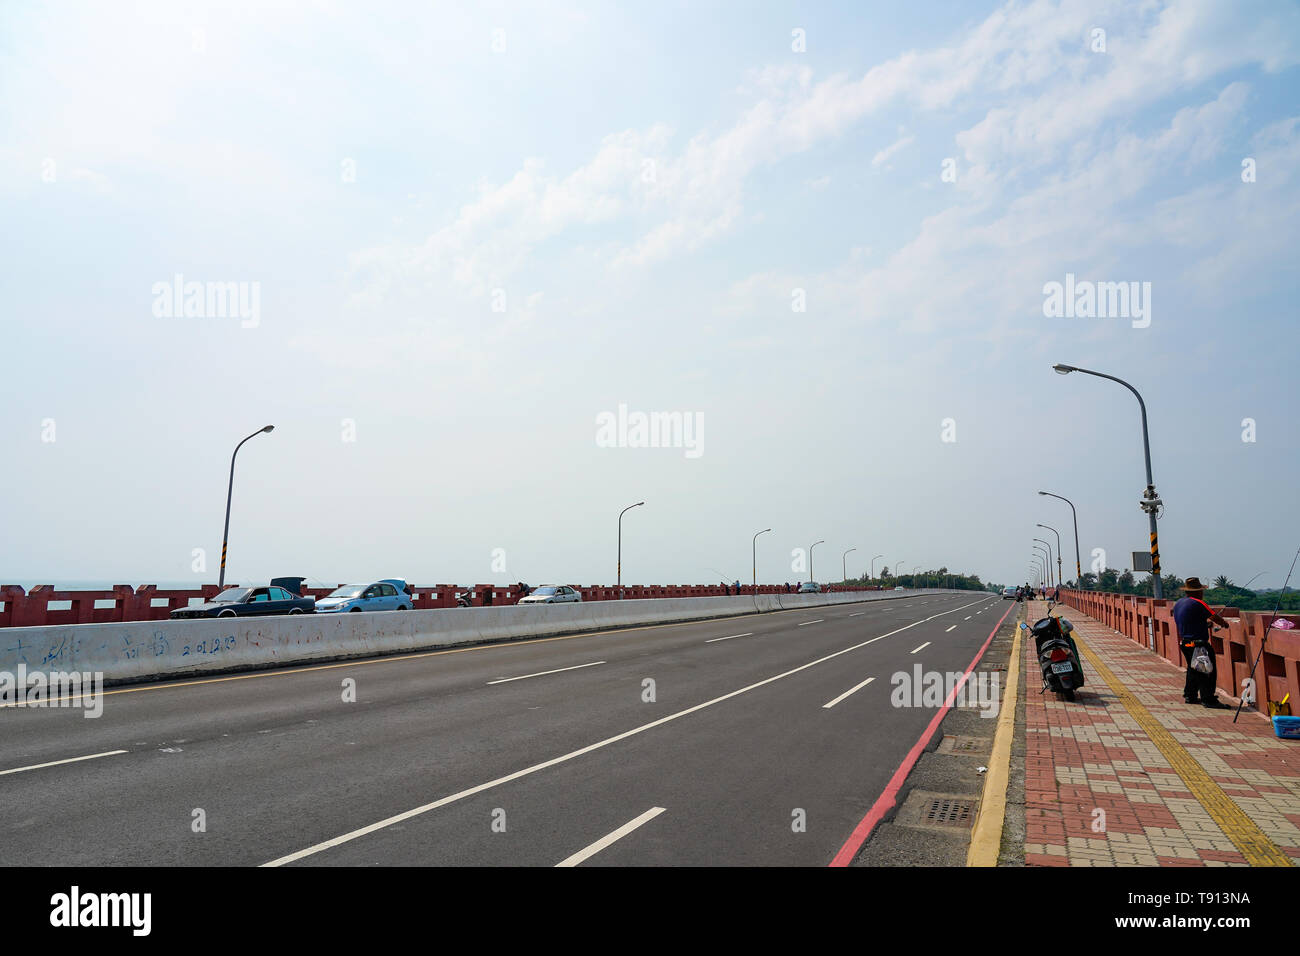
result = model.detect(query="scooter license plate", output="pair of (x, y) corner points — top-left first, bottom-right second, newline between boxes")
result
(1050, 661), (1074, 674)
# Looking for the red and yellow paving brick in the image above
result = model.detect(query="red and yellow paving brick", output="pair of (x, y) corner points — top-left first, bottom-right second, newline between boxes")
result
(1018, 600), (1300, 867)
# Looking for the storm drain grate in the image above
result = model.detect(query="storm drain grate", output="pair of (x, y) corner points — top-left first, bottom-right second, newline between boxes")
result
(937, 735), (987, 754)
(924, 797), (976, 828)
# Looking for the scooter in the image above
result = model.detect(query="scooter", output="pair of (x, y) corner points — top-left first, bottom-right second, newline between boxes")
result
(1022, 612), (1085, 701)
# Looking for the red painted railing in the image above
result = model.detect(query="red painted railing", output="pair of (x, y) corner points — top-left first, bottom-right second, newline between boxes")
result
(0, 582), (897, 627)
(1056, 588), (1300, 715)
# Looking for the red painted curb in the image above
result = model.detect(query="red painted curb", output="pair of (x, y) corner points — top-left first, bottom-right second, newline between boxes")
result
(828, 600), (1016, 867)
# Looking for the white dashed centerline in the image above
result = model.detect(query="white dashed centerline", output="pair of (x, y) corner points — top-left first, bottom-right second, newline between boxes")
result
(556, 807), (666, 867)
(488, 661), (606, 685)
(823, 677), (876, 709)
(705, 632), (753, 644)
(0, 750), (128, 776)
(798, 619), (824, 627)
(945, 625), (957, 632)
(910, 642), (931, 654)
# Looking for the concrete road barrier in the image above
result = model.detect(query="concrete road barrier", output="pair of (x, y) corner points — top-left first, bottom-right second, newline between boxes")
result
(0, 589), (961, 686)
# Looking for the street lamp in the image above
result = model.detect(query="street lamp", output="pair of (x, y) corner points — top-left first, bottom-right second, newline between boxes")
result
(842, 548), (857, 584)
(870, 554), (884, 585)
(1033, 538), (1055, 588)
(1039, 491), (1082, 587)
(809, 540), (825, 583)
(1033, 545), (1051, 586)
(894, 559), (904, 585)
(912, 564), (922, 588)
(218, 424), (275, 588)
(752, 528), (772, 588)
(1053, 364), (1163, 598)
(1037, 523), (1063, 590)
(617, 501), (645, 594)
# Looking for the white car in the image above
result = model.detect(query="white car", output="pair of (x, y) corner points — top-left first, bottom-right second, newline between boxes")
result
(894, 586), (905, 591)
(315, 579), (413, 613)
(517, 585), (582, 605)
(797, 581), (821, 593)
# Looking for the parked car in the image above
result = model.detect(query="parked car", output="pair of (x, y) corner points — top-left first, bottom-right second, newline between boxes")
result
(315, 579), (413, 613)
(171, 585), (315, 619)
(797, 581), (821, 593)
(894, 586), (905, 591)
(1002, 586), (1018, 600)
(517, 585), (582, 605)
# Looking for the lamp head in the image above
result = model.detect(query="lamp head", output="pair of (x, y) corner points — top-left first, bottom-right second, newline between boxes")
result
(262, 425), (275, 433)
(1052, 364), (1074, 375)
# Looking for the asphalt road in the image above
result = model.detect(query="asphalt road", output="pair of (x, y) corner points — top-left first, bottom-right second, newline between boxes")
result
(1, 591), (1009, 866)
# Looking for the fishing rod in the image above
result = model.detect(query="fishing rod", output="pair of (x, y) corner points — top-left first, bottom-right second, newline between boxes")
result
(1234, 546), (1300, 723)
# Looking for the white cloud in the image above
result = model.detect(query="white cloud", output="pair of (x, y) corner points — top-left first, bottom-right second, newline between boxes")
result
(872, 134), (915, 168)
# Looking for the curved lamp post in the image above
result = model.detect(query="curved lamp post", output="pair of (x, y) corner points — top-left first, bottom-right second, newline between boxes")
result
(752, 528), (772, 588)
(1037, 523), (1063, 590)
(1053, 364), (1163, 598)
(809, 540), (825, 584)
(1034, 538), (1055, 588)
(1039, 491), (1082, 587)
(870, 554), (884, 585)
(1033, 545), (1051, 586)
(842, 548), (857, 584)
(617, 502), (645, 594)
(218, 424), (275, 588)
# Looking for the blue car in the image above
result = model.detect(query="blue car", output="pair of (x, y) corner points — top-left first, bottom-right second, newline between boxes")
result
(315, 579), (413, 613)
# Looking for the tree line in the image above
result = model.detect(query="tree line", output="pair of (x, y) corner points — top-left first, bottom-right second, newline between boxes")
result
(1066, 570), (1298, 611)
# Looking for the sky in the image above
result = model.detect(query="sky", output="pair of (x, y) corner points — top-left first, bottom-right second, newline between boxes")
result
(1, 0), (1298, 591)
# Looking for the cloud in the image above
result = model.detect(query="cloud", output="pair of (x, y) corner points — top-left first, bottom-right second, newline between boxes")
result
(872, 134), (915, 168)
(346, 0), (1299, 301)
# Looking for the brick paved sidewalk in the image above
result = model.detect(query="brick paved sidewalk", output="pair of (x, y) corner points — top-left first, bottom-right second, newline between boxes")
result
(1020, 600), (1300, 867)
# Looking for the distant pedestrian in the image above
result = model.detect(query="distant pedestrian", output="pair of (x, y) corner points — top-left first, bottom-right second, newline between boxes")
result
(1173, 577), (1229, 709)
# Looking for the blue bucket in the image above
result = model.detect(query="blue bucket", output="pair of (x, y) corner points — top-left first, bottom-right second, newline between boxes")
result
(1271, 716), (1300, 740)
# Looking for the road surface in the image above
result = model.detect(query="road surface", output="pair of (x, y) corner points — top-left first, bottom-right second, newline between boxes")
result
(1, 591), (1006, 866)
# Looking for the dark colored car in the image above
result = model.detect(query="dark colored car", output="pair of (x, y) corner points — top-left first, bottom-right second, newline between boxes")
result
(170, 585), (315, 619)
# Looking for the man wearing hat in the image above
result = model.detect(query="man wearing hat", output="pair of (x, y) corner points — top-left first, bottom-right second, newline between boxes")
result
(1172, 577), (1230, 708)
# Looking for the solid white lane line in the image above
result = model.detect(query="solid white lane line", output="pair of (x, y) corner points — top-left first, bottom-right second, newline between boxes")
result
(946, 625), (957, 632)
(798, 619), (824, 627)
(0, 750), (128, 776)
(261, 595), (989, 866)
(705, 632), (754, 643)
(488, 661), (606, 685)
(823, 677), (876, 709)
(910, 642), (931, 654)
(555, 807), (666, 867)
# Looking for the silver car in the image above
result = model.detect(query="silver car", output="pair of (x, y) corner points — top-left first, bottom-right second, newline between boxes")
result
(315, 579), (413, 613)
(797, 581), (821, 593)
(517, 585), (582, 605)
